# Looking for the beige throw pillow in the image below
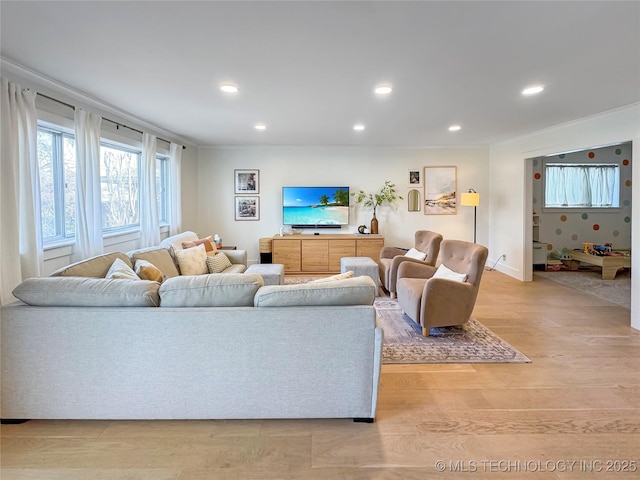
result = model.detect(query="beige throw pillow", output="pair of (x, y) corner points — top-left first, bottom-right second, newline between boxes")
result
(309, 271), (354, 283)
(405, 247), (427, 261)
(135, 259), (166, 283)
(432, 264), (468, 282)
(206, 252), (233, 273)
(105, 257), (139, 280)
(174, 244), (208, 275)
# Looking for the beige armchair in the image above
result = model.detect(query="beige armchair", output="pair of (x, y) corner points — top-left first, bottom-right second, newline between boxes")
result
(395, 239), (488, 336)
(379, 230), (443, 298)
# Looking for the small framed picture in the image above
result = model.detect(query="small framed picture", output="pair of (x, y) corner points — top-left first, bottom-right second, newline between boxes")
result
(235, 196), (260, 221)
(408, 168), (422, 187)
(234, 169), (260, 194)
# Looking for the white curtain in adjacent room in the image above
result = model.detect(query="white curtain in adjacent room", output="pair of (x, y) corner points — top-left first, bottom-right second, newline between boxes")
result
(139, 133), (160, 247)
(168, 142), (183, 235)
(74, 108), (103, 260)
(0, 78), (43, 305)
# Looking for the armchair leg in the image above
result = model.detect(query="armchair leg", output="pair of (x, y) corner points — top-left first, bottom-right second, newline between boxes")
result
(422, 327), (430, 336)
(390, 292), (396, 299)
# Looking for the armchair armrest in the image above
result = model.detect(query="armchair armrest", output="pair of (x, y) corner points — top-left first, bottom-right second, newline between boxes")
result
(380, 246), (408, 260)
(222, 249), (247, 267)
(396, 260), (436, 280)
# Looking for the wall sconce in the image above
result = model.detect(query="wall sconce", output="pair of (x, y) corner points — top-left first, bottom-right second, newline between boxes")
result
(460, 189), (480, 243)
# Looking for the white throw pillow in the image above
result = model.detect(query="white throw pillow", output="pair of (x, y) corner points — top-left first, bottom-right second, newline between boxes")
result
(206, 252), (233, 273)
(105, 257), (139, 280)
(174, 244), (208, 275)
(405, 247), (427, 261)
(432, 264), (468, 282)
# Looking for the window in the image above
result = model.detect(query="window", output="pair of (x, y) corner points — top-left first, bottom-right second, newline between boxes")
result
(544, 163), (620, 209)
(100, 143), (140, 230)
(37, 123), (169, 244)
(37, 126), (76, 242)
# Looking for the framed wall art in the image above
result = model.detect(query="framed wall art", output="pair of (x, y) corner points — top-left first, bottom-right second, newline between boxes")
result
(234, 169), (260, 194)
(408, 168), (422, 187)
(235, 196), (260, 221)
(424, 166), (457, 215)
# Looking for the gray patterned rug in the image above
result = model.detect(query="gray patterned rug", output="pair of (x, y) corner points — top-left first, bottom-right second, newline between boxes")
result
(375, 298), (530, 364)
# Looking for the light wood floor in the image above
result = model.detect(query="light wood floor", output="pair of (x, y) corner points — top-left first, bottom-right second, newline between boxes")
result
(2, 270), (639, 479)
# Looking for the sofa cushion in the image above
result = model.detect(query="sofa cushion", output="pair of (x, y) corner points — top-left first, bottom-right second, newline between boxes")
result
(159, 273), (264, 307)
(128, 247), (180, 278)
(254, 276), (376, 307)
(206, 252), (233, 273)
(135, 259), (166, 283)
(49, 252), (133, 278)
(106, 257), (140, 280)
(174, 244), (208, 275)
(159, 230), (199, 255)
(12, 277), (160, 307)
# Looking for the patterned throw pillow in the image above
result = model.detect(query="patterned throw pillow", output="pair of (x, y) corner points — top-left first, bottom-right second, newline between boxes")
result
(206, 252), (233, 273)
(182, 235), (218, 254)
(105, 257), (139, 280)
(135, 259), (166, 283)
(174, 244), (208, 275)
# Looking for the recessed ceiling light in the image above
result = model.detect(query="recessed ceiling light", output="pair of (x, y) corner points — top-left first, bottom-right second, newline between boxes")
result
(353, 124), (365, 131)
(254, 123), (266, 131)
(220, 83), (239, 93)
(522, 85), (544, 96)
(374, 84), (393, 95)
(448, 125), (461, 132)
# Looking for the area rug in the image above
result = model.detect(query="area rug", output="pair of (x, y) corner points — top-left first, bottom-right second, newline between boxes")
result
(375, 298), (530, 364)
(284, 276), (530, 364)
(534, 268), (630, 309)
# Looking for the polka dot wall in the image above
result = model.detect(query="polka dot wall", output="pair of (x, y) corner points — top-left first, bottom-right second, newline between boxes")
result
(531, 142), (632, 253)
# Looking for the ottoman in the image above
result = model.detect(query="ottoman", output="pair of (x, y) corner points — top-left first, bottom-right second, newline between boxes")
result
(340, 257), (380, 296)
(245, 263), (285, 286)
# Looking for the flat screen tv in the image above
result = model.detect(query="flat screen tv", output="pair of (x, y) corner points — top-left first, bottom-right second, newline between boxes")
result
(282, 186), (350, 228)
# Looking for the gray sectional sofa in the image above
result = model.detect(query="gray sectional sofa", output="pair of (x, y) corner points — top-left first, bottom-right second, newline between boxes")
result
(1, 232), (383, 422)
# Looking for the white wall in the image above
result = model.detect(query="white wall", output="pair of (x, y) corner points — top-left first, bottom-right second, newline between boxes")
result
(194, 146), (490, 264)
(489, 103), (640, 330)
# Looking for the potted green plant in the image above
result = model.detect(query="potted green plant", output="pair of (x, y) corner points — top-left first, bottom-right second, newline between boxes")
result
(352, 180), (403, 234)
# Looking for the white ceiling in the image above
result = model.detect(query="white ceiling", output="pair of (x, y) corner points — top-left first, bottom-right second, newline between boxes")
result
(1, 1), (639, 147)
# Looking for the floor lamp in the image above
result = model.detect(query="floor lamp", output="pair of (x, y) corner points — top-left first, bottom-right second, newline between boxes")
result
(460, 189), (480, 243)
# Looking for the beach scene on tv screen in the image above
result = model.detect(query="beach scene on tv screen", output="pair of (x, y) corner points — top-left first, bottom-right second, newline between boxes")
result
(283, 187), (349, 225)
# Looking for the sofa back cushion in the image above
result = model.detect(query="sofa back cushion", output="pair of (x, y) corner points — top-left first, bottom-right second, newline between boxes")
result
(128, 246), (180, 278)
(49, 252), (133, 278)
(159, 273), (264, 307)
(13, 277), (160, 307)
(254, 276), (376, 307)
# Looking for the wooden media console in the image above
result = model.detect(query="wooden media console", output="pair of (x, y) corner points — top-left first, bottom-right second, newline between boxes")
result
(272, 234), (384, 273)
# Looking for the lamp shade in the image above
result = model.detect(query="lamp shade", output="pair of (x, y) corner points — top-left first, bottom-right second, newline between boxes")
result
(460, 192), (480, 207)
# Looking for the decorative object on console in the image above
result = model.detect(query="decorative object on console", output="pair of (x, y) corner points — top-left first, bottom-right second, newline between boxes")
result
(424, 166), (457, 215)
(460, 188), (480, 243)
(352, 180), (403, 234)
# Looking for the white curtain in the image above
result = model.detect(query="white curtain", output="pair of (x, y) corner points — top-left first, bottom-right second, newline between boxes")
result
(0, 78), (42, 305)
(74, 108), (103, 260)
(168, 143), (183, 235)
(546, 165), (617, 207)
(139, 133), (160, 247)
